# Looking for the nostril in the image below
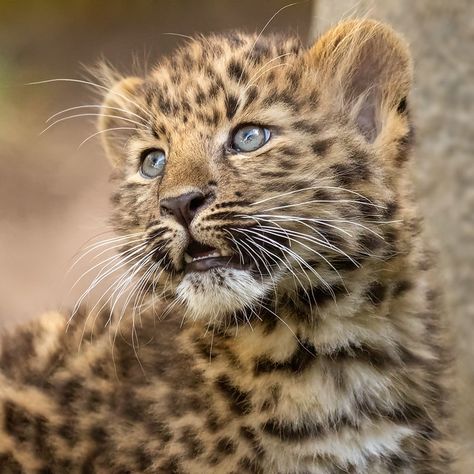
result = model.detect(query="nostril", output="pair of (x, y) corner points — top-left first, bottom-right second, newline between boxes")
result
(160, 191), (215, 227)
(189, 194), (206, 213)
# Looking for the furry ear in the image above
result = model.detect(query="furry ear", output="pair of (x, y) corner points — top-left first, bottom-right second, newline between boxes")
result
(98, 73), (144, 166)
(307, 19), (413, 142)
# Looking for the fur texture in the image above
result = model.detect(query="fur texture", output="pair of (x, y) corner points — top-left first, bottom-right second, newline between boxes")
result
(0, 19), (453, 473)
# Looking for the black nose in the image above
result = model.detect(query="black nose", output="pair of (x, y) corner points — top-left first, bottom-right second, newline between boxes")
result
(159, 191), (213, 227)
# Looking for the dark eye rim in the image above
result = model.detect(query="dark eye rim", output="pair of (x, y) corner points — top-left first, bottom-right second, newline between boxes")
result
(138, 148), (167, 179)
(227, 123), (273, 154)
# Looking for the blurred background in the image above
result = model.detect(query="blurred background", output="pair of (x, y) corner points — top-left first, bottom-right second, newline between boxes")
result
(0, 0), (472, 470)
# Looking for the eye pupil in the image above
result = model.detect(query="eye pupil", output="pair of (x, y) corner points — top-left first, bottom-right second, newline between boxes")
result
(232, 124), (270, 152)
(140, 149), (166, 179)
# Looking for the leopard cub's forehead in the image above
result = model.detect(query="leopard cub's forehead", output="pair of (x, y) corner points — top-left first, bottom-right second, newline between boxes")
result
(140, 33), (305, 128)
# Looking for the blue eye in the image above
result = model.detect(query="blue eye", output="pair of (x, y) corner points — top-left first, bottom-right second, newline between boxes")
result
(140, 149), (166, 179)
(231, 124), (271, 152)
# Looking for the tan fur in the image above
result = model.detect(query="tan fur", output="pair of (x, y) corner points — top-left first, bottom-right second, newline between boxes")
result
(0, 20), (454, 473)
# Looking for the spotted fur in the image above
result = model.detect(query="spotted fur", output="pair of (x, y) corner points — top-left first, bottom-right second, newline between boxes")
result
(0, 20), (454, 473)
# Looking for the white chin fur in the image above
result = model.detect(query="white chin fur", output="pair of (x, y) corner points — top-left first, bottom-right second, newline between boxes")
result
(176, 268), (270, 322)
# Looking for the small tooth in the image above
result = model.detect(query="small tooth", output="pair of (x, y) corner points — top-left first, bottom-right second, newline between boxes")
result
(184, 253), (193, 264)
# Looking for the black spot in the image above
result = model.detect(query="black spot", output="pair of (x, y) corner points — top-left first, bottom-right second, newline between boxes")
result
(151, 125), (160, 139)
(215, 375), (251, 415)
(146, 420), (172, 443)
(135, 446), (153, 470)
(383, 201), (398, 220)
(249, 40), (271, 62)
(243, 86), (258, 109)
(158, 456), (181, 474)
(309, 90), (319, 107)
(58, 378), (83, 406)
(384, 452), (411, 471)
(393, 280), (413, 297)
(365, 281), (387, 305)
(280, 146), (299, 157)
(293, 120), (321, 134)
(234, 191), (243, 197)
(226, 32), (246, 47)
(227, 60), (247, 82)
(208, 83), (220, 98)
(358, 233), (383, 254)
(238, 456), (264, 474)
(240, 425), (257, 442)
(180, 425), (204, 458)
(254, 341), (316, 376)
(205, 411), (223, 433)
(312, 224), (346, 251)
(261, 418), (323, 441)
(118, 390), (151, 421)
(396, 123), (415, 164)
(207, 109), (220, 126)
(312, 188), (332, 201)
(240, 425), (265, 457)
(3, 401), (44, 445)
(266, 92), (298, 111)
(213, 200), (251, 209)
(216, 436), (236, 455)
(260, 171), (287, 178)
(330, 160), (370, 186)
(57, 420), (77, 445)
(89, 425), (108, 445)
(90, 359), (109, 379)
(386, 401), (430, 426)
(225, 95), (239, 120)
(0, 453), (23, 473)
(287, 69), (302, 88)
(298, 283), (346, 308)
(397, 97), (407, 114)
(311, 138), (334, 156)
(329, 342), (399, 370)
(166, 390), (205, 417)
(158, 95), (171, 115)
(195, 90), (207, 106)
(57, 459), (74, 472)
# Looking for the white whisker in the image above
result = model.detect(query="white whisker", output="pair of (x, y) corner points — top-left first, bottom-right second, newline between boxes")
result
(260, 198), (385, 213)
(78, 127), (138, 148)
(27, 78), (153, 120)
(46, 104), (148, 125)
(41, 113), (146, 135)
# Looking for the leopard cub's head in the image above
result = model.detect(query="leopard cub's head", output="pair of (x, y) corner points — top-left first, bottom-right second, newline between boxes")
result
(99, 19), (413, 324)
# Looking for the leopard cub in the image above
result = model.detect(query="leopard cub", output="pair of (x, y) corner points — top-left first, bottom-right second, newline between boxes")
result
(0, 19), (453, 473)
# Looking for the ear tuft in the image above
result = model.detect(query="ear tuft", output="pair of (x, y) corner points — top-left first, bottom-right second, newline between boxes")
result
(308, 19), (413, 142)
(94, 62), (144, 166)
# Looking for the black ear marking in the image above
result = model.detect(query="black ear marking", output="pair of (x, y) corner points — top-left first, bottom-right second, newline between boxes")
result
(397, 97), (408, 114)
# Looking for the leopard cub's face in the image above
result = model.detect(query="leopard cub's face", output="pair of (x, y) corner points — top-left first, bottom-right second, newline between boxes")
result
(99, 23), (413, 323)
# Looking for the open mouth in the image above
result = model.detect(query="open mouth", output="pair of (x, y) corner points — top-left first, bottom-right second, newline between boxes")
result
(183, 239), (248, 273)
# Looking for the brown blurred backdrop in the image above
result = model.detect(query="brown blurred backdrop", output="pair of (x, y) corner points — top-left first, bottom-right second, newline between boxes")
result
(0, 0), (312, 324)
(1, 0), (473, 470)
